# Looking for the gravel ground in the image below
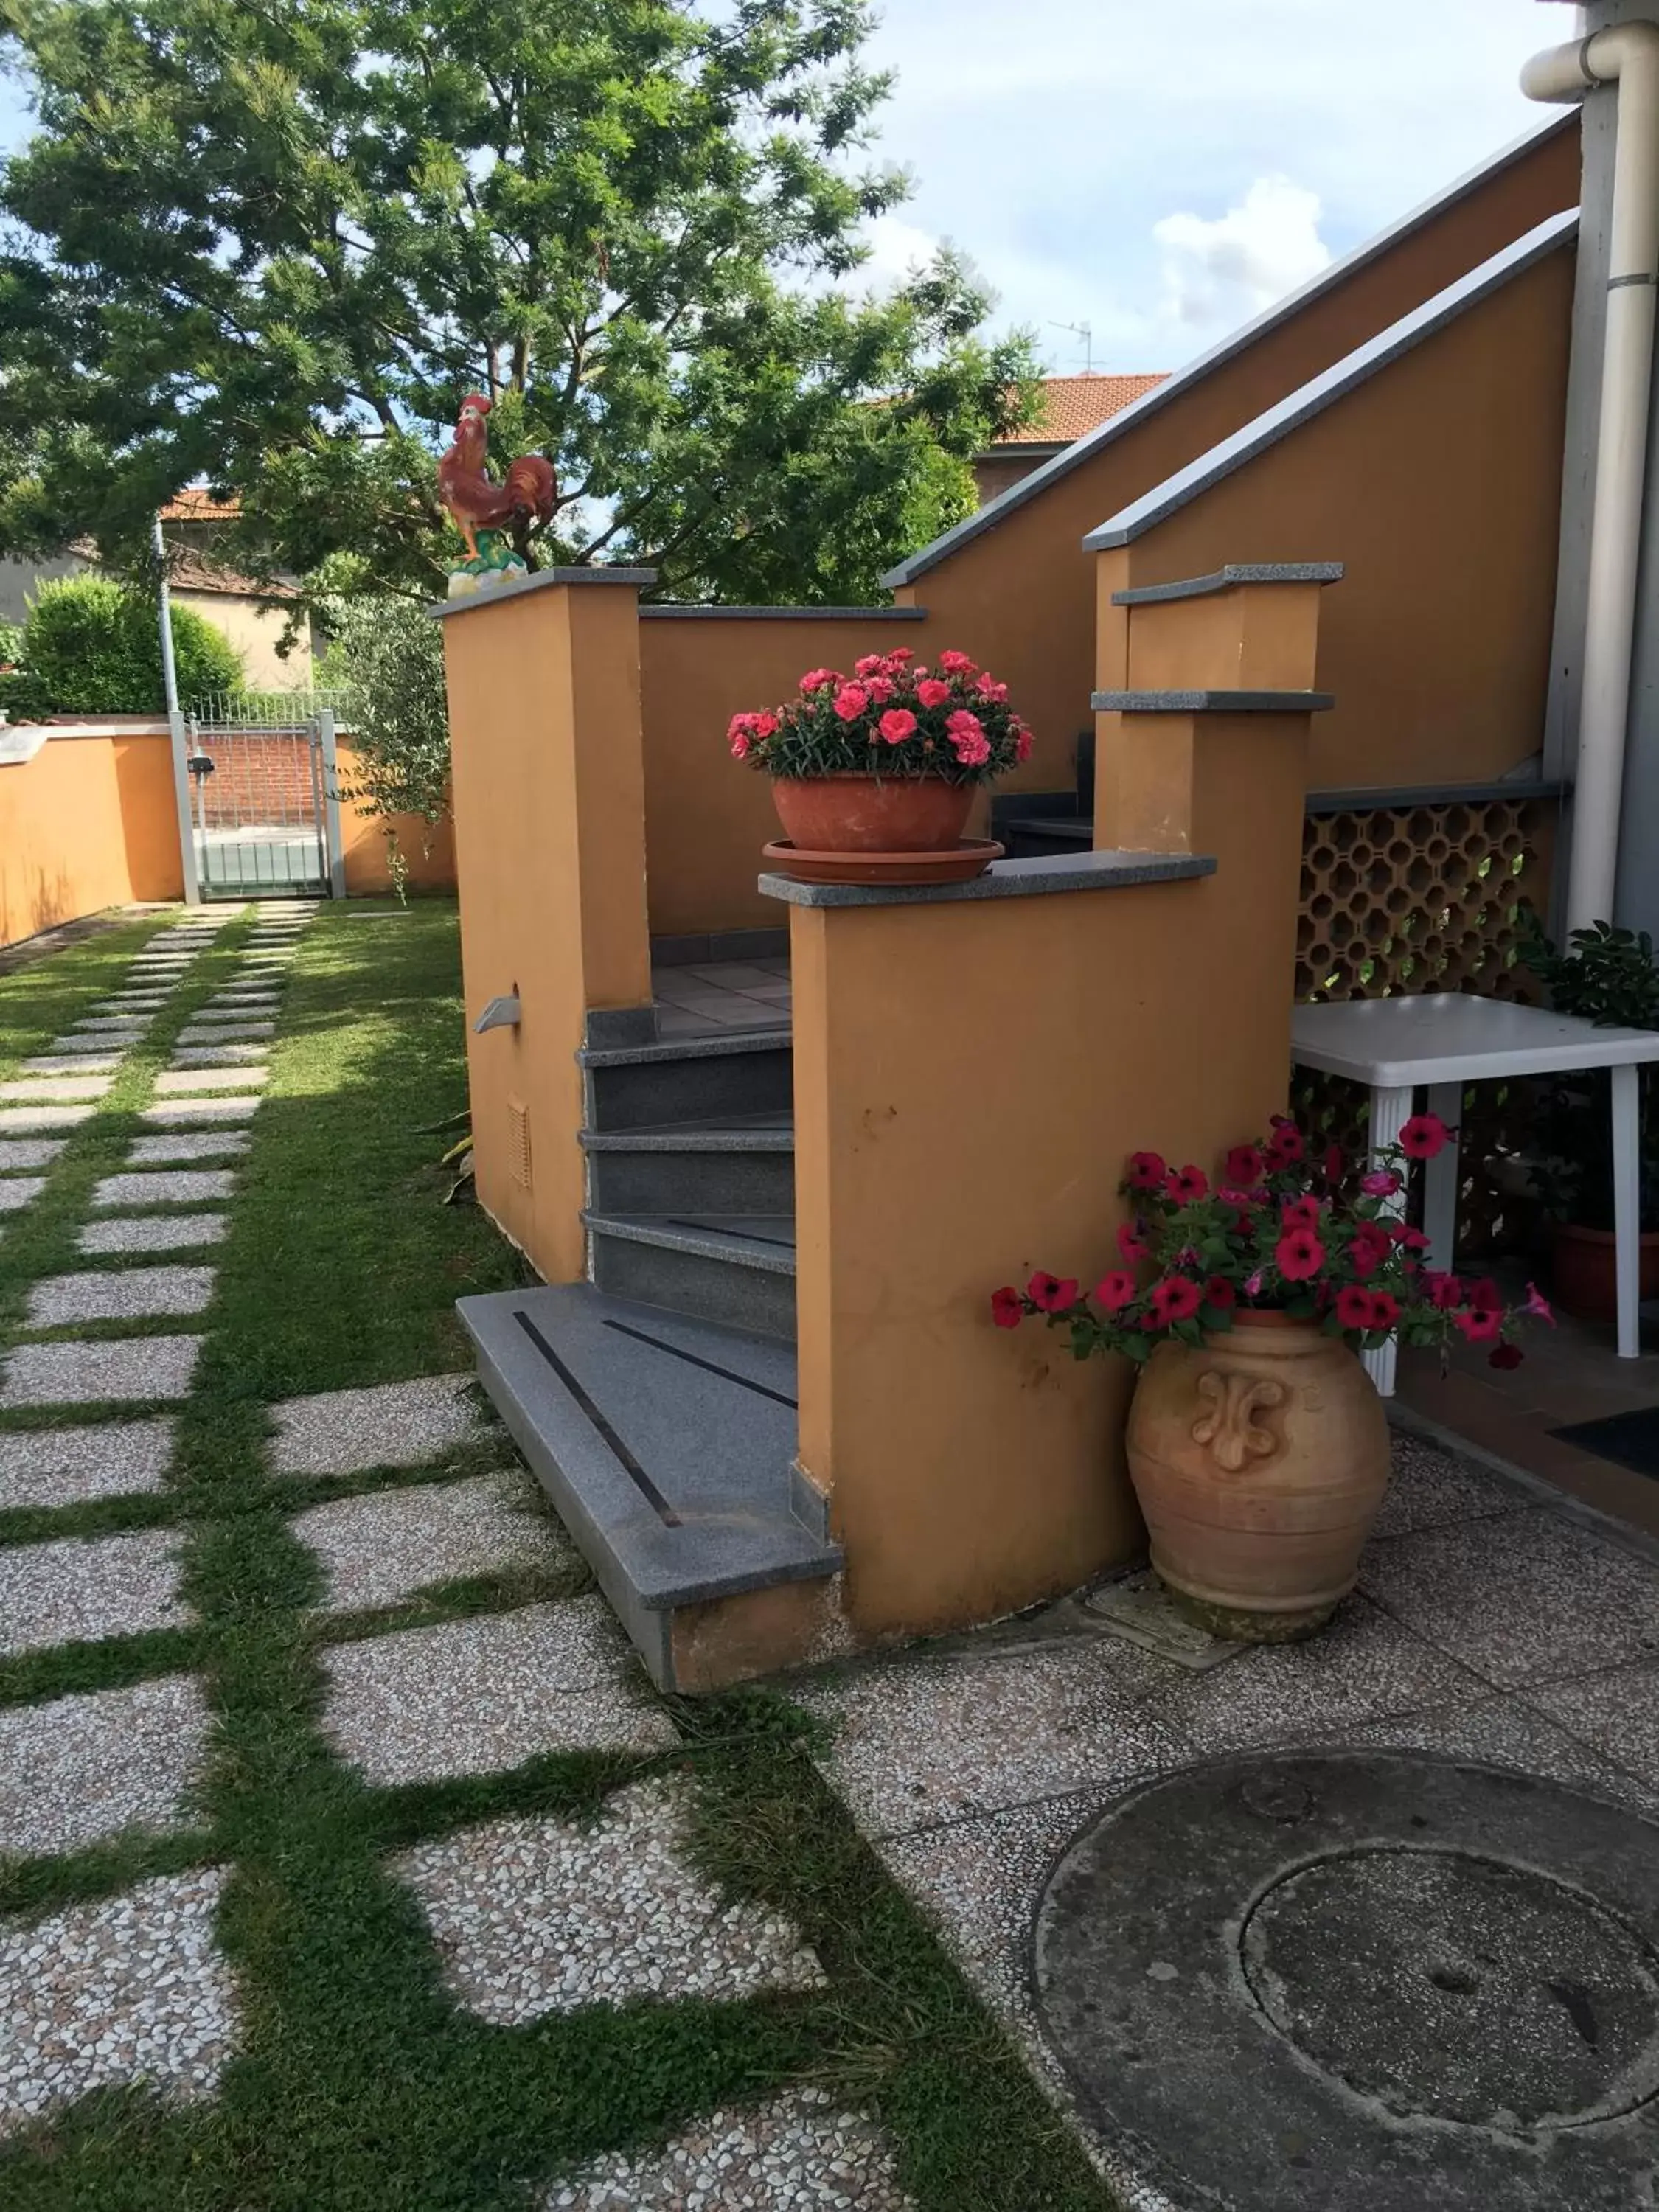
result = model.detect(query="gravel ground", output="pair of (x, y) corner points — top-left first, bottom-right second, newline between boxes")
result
(24, 1265), (218, 1328)
(0, 1176), (44, 1214)
(91, 1170), (238, 1208)
(543, 2089), (914, 2210)
(0, 1675), (210, 1857)
(0, 1528), (192, 1654)
(321, 1598), (677, 1783)
(293, 1470), (575, 1613)
(270, 1374), (484, 1476)
(126, 1132), (251, 1166)
(0, 1138), (66, 1171)
(77, 1213), (232, 1256)
(0, 1869), (238, 2137)
(0, 1416), (175, 1511)
(395, 1777), (825, 2025)
(0, 1332), (204, 1406)
(154, 1068), (268, 1093)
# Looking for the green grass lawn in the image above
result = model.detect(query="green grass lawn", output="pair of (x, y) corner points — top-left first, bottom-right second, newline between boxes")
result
(0, 900), (1112, 2212)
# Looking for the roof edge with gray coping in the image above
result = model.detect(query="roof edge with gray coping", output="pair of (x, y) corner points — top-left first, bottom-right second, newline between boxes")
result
(1091, 689), (1336, 714)
(1112, 562), (1345, 605)
(639, 603), (927, 622)
(428, 565), (659, 620)
(758, 847), (1215, 908)
(880, 112), (1575, 588)
(1307, 775), (1568, 815)
(1084, 207), (1579, 552)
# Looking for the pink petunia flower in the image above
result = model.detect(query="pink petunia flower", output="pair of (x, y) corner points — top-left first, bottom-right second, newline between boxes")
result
(990, 1287), (1023, 1329)
(1027, 1270), (1078, 1312)
(1523, 1281), (1556, 1325)
(1126, 1152), (1166, 1191)
(1093, 1270), (1138, 1312)
(1399, 1113), (1451, 1161)
(1118, 1222), (1150, 1263)
(1275, 1228), (1325, 1281)
(1150, 1275), (1203, 1326)
(1360, 1168), (1402, 1198)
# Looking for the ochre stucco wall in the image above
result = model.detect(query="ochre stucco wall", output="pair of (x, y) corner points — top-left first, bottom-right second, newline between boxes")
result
(333, 740), (457, 896)
(0, 732), (182, 948)
(890, 119), (1579, 799)
(1102, 240), (1576, 792)
(171, 588), (314, 692)
(638, 614), (936, 937)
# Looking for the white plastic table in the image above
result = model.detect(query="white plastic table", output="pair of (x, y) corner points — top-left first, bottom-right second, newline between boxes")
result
(1290, 994), (1659, 1394)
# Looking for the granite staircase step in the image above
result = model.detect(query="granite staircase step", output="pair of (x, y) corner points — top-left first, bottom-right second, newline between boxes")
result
(581, 1111), (794, 1214)
(583, 1210), (796, 1340)
(459, 1283), (837, 1689)
(581, 1029), (793, 1133)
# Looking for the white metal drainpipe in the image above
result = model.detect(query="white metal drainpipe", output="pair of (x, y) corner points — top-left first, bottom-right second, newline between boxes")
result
(1525, 23), (1659, 932)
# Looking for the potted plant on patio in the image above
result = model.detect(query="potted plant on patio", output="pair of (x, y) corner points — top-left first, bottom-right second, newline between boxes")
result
(728, 647), (1032, 885)
(1523, 917), (1659, 1322)
(992, 1115), (1545, 1644)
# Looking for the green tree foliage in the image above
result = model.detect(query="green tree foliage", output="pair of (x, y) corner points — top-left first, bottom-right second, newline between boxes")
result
(319, 597), (451, 888)
(5, 574), (244, 713)
(0, 0), (1039, 604)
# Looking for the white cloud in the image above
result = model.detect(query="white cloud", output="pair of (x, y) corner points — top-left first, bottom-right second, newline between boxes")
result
(1152, 175), (1333, 330)
(858, 212), (945, 291)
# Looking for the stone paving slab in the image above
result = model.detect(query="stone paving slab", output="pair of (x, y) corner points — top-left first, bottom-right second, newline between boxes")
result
(127, 1131), (251, 1166)
(0, 1416), (175, 1510)
(0, 1105), (97, 1133)
(0, 1526), (192, 1652)
(0, 1176), (45, 1213)
(0, 1075), (114, 1102)
(543, 2090), (914, 2211)
(1359, 1507), (1659, 1687)
(170, 1044), (269, 1067)
(177, 1024), (275, 1045)
(205, 991), (280, 1006)
(78, 1213), (231, 1256)
(91, 1169), (237, 1208)
(92, 998), (167, 1015)
(24, 1265), (218, 1329)
(67, 1021), (149, 1041)
(0, 1333), (204, 1407)
(140, 1098), (262, 1127)
(271, 1374), (483, 1476)
(0, 1868), (237, 2138)
(1525, 1662), (1659, 1795)
(0, 1138), (66, 1172)
(395, 1776), (824, 2025)
(293, 1471), (574, 1613)
(321, 1598), (676, 1784)
(1368, 1434), (1529, 1542)
(0, 1675), (210, 1857)
(155, 1068), (268, 1093)
(21, 1054), (122, 1076)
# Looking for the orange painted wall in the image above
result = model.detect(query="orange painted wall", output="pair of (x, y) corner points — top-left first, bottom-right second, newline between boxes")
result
(1101, 239), (1575, 791)
(637, 614), (935, 937)
(0, 732), (183, 948)
(333, 739), (458, 895)
(889, 119), (1579, 797)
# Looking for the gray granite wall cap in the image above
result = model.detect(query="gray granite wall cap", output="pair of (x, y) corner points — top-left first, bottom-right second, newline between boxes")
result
(1111, 563), (1345, 605)
(1091, 689), (1336, 714)
(638, 603), (928, 622)
(758, 847), (1215, 908)
(428, 565), (658, 620)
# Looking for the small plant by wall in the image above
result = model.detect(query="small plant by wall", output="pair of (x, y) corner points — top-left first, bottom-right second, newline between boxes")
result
(320, 596), (451, 900)
(3, 575), (245, 715)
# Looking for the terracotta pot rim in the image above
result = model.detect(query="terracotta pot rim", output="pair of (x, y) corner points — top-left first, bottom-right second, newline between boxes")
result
(1226, 1308), (1300, 1328)
(771, 768), (975, 785)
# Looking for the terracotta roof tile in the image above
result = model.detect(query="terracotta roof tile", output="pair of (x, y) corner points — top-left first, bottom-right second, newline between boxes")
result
(159, 490), (240, 521)
(993, 373), (1169, 447)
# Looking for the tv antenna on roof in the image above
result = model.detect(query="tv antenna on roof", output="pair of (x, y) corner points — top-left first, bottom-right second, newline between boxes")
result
(1049, 320), (1094, 375)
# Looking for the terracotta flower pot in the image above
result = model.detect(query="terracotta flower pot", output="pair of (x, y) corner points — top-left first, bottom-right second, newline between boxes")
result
(1124, 1310), (1391, 1643)
(771, 772), (974, 854)
(1549, 1220), (1659, 1324)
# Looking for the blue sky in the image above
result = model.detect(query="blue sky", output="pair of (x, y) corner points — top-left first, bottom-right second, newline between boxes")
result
(0, 2), (1565, 375)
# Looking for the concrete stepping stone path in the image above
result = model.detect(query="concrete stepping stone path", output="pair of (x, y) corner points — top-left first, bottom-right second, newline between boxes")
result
(177, 1024), (274, 1044)
(127, 1131), (251, 1166)
(21, 1054), (122, 1076)
(0, 1417), (175, 1511)
(78, 1213), (232, 1256)
(0, 1676), (210, 1856)
(0, 1138), (66, 1171)
(0, 1076), (113, 1102)
(321, 1598), (676, 1784)
(0, 1176), (45, 1214)
(270, 1374), (483, 1476)
(155, 1068), (268, 1093)
(24, 1265), (218, 1329)
(92, 1170), (237, 1209)
(0, 1869), (238, 2138)
(0, 1104), (97, 1133)
(293, 1471), (574, 1615)
(141, 1097), (263, 1127)
(0, 1333), (204, 1407)
(394, 1776), (823, 2025)
(171, 1045), (268, 1067)
(0, 1527), (193, 1652)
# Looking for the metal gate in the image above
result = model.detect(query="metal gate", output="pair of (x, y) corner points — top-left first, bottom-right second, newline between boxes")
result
(177, 693), (346, 901)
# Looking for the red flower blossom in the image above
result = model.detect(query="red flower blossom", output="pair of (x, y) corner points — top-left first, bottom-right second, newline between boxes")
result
(1368, 1291), (1400, 1329)
(1094, 1270), (1138, 1312)
(1465, 1275), (1503, 1312)
(1455, 1306), (1502, 1342)
(1423, 1270), (1464, 1310)
(1126, 1152), (1166, 1192)
(1489, 1341), (1525, 1370)
(879, 708), (918, 744)
(1334, 1284), (1375, 1331)
(799, 667), (838, 692)
(915, 678), (951, 709)
(832, 684), (869, 722)
(1203, 1276), (1237, 1309)
(1026, 1271), (1077, 1313)
(1523, 1281), (1556, 1325)
(1399, 1112), (1451, 1161)
(1281, 1196), (1321, 1231)
(1150, 1275), (1203, 1325)
(1322, 1142), (1346, 1183)
(937, 648), (976, 674)
(990, 1287), (1023, 1329)
(1217, 1186), (1257, 1214)
(1224, 1144), (1265, 1186)
(1349, 1222), (1392, 1279)
(1267, 1121), (1305, 1164)
(1117, 1223), (1150, 1264)
(1166, 1164), (1209, 1204)
(1275, 1228), (1325, 1281)
(1391, 1225), (1430, 1253)
(1360, 1168), (1402, 1198)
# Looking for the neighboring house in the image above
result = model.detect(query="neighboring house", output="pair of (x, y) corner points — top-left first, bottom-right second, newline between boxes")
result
(0, 490), (313, 688)
(973, 372), (1169, 504)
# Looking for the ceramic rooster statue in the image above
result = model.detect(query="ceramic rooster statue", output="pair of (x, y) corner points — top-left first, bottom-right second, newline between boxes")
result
(437, 394), (557, 588)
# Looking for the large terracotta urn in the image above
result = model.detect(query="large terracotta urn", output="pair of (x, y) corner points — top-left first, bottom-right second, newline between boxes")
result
(1124, 1311), (1391, 1642)
(771, 772), (973, 854)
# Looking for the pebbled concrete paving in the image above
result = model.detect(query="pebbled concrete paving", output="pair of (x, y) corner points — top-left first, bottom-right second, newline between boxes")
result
(270, 1374), (483, 1477)
(0, 1528), (193, 1652)
(24, 1265), (218, 1329)
(91, 1170), (237, 1210)
(293, 1471), (575, 1614)
(77, 1214), (232, 1256)
(0, 1333), (204, 1406)
(0, 1417), (175, 1511)
(0, 1676), (210, 1857)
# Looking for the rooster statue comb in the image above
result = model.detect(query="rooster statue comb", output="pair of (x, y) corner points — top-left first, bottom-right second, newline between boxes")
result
(437, 393), (557, 568)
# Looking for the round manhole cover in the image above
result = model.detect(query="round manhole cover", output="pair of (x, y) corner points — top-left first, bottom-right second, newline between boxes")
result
(1034, 1753), (1659, 2211)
